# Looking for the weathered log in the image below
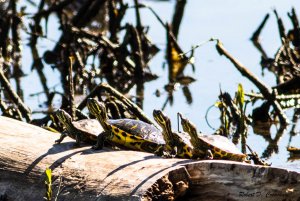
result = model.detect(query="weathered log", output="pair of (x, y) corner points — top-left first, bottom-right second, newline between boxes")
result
(1, 116), (300, 201)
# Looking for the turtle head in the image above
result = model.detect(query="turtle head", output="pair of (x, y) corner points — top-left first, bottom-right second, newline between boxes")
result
(87, 98), (108, 125)
(153, 109), (173, 141)
(153, 110), (171, 130)
(178, 113), (198, 139)
(56, 109), (72, 128)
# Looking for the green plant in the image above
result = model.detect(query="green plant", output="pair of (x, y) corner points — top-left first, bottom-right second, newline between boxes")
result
(44, 167), (52, 201)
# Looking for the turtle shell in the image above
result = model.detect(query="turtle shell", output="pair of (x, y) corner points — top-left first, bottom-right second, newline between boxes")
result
(72, 119), (104, 136)
(199, 134), (243, 155)
(173, 131), (192, 147)
(108, 119), (164, 144)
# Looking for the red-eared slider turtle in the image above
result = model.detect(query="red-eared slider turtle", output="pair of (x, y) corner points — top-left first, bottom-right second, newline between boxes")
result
(87, 98), (164, 154)
(178, 113), (246, 161)
(55, 109), (103, 146)
(153, 109), (193, 159)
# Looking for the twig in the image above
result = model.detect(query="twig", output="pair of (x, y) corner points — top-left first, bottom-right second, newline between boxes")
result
(251, 14), (270, 42)
(68, 56), (75, 120)
(134, 0), (142, 32)
(109, 1), (128, 42)
(11, 0), (24, 98)
(77, 83), (157, 127)
(273, 9), (286, 43)
(30, 45), (50, 100)
(250, 14), (270, 59)
(54, 175), (63, 201)
(288, 7), (299, 29)
(0, 98), (14, 118)
(134, 4), (166, 28)
(128, 24), (145, 108)
(171, 0), (187, 39)
(246, 92), (300, 100)
(0, 64), (31, 122)
(179, 38), (215, 58)
(29, 0), (51, 100)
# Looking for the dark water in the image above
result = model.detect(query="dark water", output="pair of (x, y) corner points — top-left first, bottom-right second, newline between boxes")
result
(20, 1), (300, 171)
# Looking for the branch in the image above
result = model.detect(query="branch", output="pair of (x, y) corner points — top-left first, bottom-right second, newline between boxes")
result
(77, 83), (157, 126)
(0, 64), (31, 122)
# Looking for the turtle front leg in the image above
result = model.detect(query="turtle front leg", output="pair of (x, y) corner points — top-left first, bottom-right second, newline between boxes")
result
(92, 131), (110, 150)
(154, 145), (168, 157)
(55, 132), (68, 144)
(156, 145), (177, 158)
(170, 146), (178, 157)
(73, 132), (82, 147)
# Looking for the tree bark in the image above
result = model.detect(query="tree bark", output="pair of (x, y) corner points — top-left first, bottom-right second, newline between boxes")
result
(0, 116), (300, 201)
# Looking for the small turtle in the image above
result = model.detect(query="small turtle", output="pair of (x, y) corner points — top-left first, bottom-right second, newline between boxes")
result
(179, 113), (247, 161)
(87, 98), (165, 153)
(55, 109), (103, 146)
(153, 109), (193, 159)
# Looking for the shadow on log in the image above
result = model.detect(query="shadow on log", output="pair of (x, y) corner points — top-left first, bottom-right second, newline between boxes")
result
(0, 116), (300, 201)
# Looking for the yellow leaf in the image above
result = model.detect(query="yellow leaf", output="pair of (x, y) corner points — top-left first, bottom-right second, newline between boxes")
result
(45, 167), (52, 184)
(214, 101), (223, 108)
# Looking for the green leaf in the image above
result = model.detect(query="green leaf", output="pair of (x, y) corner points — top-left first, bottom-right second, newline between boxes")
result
(237, 83), (245, 109)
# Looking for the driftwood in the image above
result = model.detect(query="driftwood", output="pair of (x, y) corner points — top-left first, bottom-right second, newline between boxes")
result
(1, 116), (300, 201)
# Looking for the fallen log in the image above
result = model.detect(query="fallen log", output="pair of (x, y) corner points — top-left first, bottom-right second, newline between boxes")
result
(0, 116), (300, 201)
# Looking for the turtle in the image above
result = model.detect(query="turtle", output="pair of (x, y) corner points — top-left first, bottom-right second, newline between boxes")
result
(178, 113), (247, 161)
(86, 98), (165, 154)
(152, 109), (193, 159)
(55, 109), (103, 146)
